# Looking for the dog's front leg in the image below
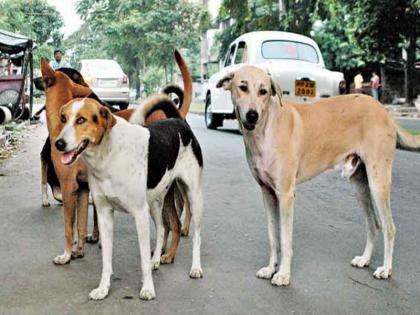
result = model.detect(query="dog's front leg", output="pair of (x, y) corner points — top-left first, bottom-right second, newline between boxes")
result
(89, 202), (114, 300)
(73, 188), (89, 259)
(272, 187), (295, 286)
(256, 186), (279, 280)
(134, 202), (156, 300)
(53, 182), (76, 265)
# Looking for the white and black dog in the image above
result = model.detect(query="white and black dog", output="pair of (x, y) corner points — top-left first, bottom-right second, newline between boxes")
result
(55, 97), (204, 300)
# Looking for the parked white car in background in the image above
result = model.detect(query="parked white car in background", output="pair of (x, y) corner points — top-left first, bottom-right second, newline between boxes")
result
(78, 59), (130, 110)
(205, 31), (346, 129)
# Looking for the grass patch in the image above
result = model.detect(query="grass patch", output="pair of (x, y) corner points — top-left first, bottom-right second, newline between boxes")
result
(405, 128), (420, 135)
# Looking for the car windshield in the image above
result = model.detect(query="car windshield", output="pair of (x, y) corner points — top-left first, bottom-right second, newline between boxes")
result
(261, 40), (319, 63)
(84, 60), (124, 77)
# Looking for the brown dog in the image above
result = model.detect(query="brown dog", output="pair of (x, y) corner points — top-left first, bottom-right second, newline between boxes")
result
(40, 51), (192, 264)
(217, 65), (419, 285)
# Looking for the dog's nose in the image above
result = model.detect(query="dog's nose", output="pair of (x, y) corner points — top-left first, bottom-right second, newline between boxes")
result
(246, 110), (259, 124)
(55, 139), (66, 152)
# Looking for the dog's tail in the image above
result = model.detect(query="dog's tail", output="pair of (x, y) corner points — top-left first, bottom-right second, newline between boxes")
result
(129, 96), (181, 125)
(129, 50), (191, 125)
(161, 84), (184, 108)
(395, 121), (420, 152)
(174, 49), (192, 119)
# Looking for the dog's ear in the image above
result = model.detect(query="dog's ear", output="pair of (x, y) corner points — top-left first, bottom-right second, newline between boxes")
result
(270, 78), (283, 106)
(34, 77), (44, 91)
(40, 58), (56, 87)
(99, 106), (116, 131)
(216, 72), (234, 90)
(71, 81), (92, 98)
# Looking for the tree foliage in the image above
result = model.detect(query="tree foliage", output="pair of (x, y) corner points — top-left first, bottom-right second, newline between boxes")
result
(217, 0), (317, 58)
(0, 0), (64, 62)
(72, 0), (208, 98)
(217, 0), (419, 102)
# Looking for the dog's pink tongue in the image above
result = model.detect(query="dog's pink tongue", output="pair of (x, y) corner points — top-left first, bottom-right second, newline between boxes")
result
(61, 150), (76, 165)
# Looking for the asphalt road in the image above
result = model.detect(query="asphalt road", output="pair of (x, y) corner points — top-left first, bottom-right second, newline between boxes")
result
(1, 114), (420, 314)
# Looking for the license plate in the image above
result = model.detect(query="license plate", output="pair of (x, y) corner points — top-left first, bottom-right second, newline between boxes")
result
(295, 79), (316, 97)
(98, 79), (118, 88)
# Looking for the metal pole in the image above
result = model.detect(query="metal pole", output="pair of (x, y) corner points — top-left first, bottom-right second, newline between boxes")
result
(29, 41), (33, 121)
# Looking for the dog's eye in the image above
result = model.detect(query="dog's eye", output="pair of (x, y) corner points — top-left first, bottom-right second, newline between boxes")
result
(76, 117), (87, 125)
(239, 85), (248, 92)
(60, 115), (66, 123)
(259, 89), (267, 96)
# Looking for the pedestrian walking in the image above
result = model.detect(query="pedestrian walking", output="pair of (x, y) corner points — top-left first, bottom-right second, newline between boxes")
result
(354, 71), (364, 94)
(370, 71), (380, 101)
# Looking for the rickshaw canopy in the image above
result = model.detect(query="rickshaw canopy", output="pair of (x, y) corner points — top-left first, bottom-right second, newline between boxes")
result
(0, 29), (35, 55)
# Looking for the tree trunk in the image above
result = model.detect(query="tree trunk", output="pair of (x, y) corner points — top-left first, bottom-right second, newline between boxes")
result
(164, 64), (168, 84)
(135, 59), (141, 100)
(404, 36), (416, 106)
(380, 64), (388, 103)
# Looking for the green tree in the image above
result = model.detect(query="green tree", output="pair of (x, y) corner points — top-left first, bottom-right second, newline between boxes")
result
(75, 0), (207, 98)
(0, 0), (64, 62)
(216, 0), (317, 58)
(349, 0), (419, 104)
(311, 0), (365, 71)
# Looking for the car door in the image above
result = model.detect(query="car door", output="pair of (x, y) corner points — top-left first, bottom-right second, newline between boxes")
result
(211, 43), (237, 113)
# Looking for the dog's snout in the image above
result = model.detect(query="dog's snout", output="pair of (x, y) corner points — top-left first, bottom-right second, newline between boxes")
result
(55, 139), (66, 152)
(246, 110), (259, 124)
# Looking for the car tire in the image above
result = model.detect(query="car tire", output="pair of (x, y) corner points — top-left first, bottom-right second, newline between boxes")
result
(119, 102), (129, 110)
(205, 95), (222, 129)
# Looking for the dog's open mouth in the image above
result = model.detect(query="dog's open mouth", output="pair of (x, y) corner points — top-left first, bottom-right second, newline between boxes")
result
(243, 121), (255, 130)
(61, 139), (89, 165)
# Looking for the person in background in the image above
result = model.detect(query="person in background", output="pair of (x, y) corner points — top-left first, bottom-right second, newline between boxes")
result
(353, 71), (364, 94)
(49, 48), (70, 70)
(370, 71), (380, 101)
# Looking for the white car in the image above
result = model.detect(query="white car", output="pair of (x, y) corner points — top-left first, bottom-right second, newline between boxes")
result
(78, 59), (130, 110)
(205, 31), (346, 129)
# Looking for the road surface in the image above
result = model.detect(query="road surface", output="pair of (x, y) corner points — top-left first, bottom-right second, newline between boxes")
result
(1, 114), (420, 314)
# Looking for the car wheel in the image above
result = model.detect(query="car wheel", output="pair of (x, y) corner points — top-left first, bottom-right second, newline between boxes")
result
(205, 95), (222, 129)
(119, 102), (129, 110)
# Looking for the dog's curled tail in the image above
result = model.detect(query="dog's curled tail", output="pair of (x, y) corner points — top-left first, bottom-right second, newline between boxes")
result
(161, 84), (184, 108)
(395, 122), (420, 152)
(129, 95), (181, 125)
(174, 49), (192, 119)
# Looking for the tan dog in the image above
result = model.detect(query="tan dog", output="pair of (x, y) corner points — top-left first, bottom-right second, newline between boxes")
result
(217, 65), (420, 285)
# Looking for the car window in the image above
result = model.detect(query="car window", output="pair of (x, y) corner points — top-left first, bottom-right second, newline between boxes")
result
(83, 60), (124, 77)
(261, 40), (319, 63)
(234, 41), (248, 64)
(224, 44), (236, 68)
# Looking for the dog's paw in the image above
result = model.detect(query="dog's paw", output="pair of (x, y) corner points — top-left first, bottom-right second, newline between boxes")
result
(256, 266), (276, 279)
(151, 259), (160, 270)
(85, 233), (99, 244)
(71, 249), (84, 259)
(271, 271), (290, 286)
(373, 266), (392, 279)
(53, 252), (71, 265)
(189, 267), (203, 279)
(181, 225), (189, 237)
(139, 286), (156, 301)
(351, 255), (370, 268)
(160, 254), (174, 264)
(42, 200), (50, 207)
(88, 287), (109, 300)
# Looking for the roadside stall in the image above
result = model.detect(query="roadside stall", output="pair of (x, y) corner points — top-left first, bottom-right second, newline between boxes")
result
(0, 29), (35, 123)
